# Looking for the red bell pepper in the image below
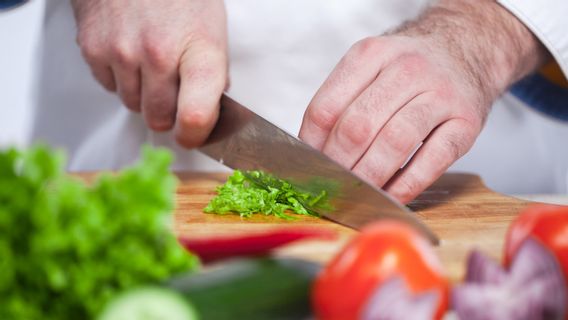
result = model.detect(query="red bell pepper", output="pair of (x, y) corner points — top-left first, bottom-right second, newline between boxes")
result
(178, 228), (336, 263)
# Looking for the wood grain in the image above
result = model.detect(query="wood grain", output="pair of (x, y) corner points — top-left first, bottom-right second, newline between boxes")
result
(172, 172), (530, 281)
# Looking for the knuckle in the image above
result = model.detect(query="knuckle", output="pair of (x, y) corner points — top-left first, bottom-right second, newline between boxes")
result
(349, 37), (383, 60)
(382, 123), (416, 156)
(142, 36), (178, 70)
(77, 36), (103, 63)
(177, 109), (214, 131)
(305, 104), (338, 132)
(109, 40), (137, 66)
(335, 115), (374, 148)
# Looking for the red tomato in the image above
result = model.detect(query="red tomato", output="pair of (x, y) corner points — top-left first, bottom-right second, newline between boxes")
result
(505, 204), (568, 288)
(312, 221), (449, 320)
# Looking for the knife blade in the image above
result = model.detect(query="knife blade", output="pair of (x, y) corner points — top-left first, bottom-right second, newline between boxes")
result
(199, 94), (438, 244)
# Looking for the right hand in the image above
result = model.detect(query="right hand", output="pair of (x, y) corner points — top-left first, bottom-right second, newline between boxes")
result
(299, 0), (548, 204)
(71, 0), (228, 148)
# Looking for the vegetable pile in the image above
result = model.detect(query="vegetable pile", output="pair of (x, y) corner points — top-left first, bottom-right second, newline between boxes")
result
(204, 170), (330, 219)
(453, 239), (566, 319)
(309, 204), (568, 320)
(452, 204), (568, 319)
(0, 145), (197, 319)
(312, 221), (449, 320)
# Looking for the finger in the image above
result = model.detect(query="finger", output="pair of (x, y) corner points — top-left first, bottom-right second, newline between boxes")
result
(351, 93), (449, 188)
(299, 37), (400, 149)
(175, 42), (228, 148)
(112, 64), (142, 112)
(140, 56), (179, 131)
(90, 64), (117, 92)
(77, 33), (117, 92)
(383, 119), (477, 204)
(320, 58), (431, 169)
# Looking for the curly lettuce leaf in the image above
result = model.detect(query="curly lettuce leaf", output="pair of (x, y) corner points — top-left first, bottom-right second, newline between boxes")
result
(0, 145), (197, 319)
(204, 170), (331, 220)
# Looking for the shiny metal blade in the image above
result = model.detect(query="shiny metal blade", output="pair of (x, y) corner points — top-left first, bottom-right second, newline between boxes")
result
(199, 94), (438, 244)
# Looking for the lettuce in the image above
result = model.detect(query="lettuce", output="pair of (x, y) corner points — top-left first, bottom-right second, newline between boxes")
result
(0, 145), (197, 319)
(204, 170), (330, 220)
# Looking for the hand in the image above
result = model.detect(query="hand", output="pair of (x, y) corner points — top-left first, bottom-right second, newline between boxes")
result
(299, 0), (548, 203)
(71, 0), (228, 148)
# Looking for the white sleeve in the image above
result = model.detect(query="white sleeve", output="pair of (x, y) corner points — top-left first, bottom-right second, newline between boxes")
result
(498, 0), (568, 78)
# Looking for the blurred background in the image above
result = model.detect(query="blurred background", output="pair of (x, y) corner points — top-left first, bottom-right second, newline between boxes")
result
(0, 0), (44, 147)
(1, 0), (567, 197)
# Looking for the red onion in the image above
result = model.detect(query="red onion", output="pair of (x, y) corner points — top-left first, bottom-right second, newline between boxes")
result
(452, 238), (567, 320)
(361, 275), (440, 320)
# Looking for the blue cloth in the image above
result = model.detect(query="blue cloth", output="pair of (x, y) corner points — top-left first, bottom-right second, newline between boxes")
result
(510, 73), (568, 121)
(0, 0), (28, 11)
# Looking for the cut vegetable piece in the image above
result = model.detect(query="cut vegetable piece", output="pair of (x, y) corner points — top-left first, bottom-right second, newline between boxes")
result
(204, 170), (332, 219)
(98, 286), (199, 320)
(168, 257), (319, 320)
(464, 250), (507, 284)
(452, 239), (567, 320)
(361, 276), (439, 320)
(178, 228), (336, 263)
(505, 204), (568, 291)
(312, 221), (448, 320)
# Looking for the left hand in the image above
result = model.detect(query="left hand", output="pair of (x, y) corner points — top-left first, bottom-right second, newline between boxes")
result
(299, 0), (548, 203)
(71, 0), (229, 148)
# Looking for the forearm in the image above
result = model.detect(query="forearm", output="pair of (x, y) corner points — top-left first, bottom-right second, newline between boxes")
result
(394, 0), (549, 104)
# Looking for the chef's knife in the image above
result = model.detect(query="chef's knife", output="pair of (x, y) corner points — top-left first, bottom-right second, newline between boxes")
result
(199, 94), (438, 244)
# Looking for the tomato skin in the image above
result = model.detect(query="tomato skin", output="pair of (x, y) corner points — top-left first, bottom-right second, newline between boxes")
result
(505, 204), (568, 288)
(312, 221), (449, 320)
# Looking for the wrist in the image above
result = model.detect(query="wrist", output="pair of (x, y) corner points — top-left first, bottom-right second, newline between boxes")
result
(393, 0), (549, 103)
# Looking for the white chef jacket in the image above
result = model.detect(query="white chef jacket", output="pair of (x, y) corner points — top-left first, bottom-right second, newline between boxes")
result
(33, 0), (568, 195)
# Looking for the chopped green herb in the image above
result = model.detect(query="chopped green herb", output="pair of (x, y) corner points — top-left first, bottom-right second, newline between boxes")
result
(0, 145), (198, 320)
(204, 170), (331, 220)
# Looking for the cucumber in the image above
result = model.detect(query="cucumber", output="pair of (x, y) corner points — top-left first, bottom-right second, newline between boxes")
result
(98, 286), (199, 320)
(99, 257), (319, 320)
(168, 257), (320, 320)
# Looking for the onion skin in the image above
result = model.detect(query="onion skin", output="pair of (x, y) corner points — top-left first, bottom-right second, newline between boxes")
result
(361, 275), (439, 320)
(452, 239), (567, 320)
(464, 250), (506, 284)
(505, 204), (568, 318)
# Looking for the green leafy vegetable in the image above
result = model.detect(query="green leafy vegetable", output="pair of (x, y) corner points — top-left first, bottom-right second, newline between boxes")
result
(204, 170), (331, 220)
(0, 145), (198, 319)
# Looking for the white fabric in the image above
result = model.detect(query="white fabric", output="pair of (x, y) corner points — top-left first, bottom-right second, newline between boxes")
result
(33, 0), (568, 195)
(498, 0), (568, 78)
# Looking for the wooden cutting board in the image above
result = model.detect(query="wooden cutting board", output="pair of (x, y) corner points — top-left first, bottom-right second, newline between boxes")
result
(173, 172), (530, 281)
